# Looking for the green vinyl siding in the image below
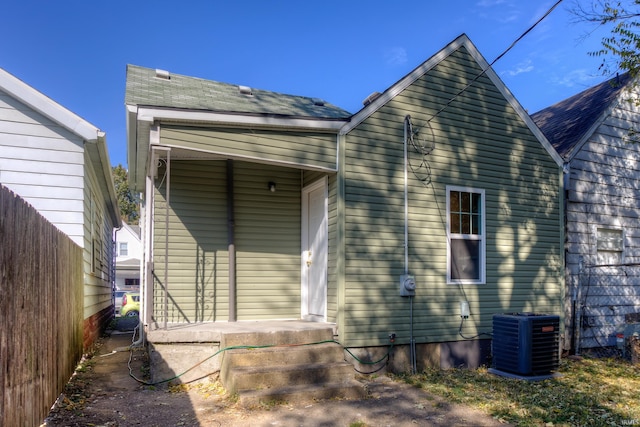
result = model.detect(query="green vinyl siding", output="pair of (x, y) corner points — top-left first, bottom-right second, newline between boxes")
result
(153, 159), (302, 322)
(234, 162), (301, 320)
(326, 173), (339, 323)
(160, 126), (338, 170)
(340, 45), (563, 346)
(82, 151), (115, 320)
(153, 160), (229, 323)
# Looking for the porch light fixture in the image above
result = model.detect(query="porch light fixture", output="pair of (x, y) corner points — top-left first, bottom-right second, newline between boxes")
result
(268, 181), (276, 192)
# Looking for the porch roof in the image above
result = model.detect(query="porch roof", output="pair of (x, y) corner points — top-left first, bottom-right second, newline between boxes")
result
(125, 65), (351, 120)
(126, 65), (352, 191)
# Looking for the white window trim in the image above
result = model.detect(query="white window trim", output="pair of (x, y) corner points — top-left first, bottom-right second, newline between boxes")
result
(446, 185), (486, 285)
(119, 242), (129, 257)
(593, 226), (625, 265)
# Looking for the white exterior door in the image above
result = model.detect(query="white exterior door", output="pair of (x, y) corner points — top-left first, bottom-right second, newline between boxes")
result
(301, 177), (328, 321)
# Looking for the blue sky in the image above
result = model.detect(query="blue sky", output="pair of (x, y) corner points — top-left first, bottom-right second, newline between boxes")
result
(1, 1), (612, 168)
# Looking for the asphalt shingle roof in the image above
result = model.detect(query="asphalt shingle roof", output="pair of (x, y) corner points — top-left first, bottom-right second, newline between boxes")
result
(125, 64), (352, 120)
(531, 73), (632, 159)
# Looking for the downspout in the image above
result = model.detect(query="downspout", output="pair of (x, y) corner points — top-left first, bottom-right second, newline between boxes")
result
(403, 115), (416, 374)
(113, 225), (122, 311)
(227, 159), (237, 322)
(130, 187), (148, 348)
(564, 163), (579, 355)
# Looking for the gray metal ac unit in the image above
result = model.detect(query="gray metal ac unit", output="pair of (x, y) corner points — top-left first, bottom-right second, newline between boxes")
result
(492, 313), (560, 376)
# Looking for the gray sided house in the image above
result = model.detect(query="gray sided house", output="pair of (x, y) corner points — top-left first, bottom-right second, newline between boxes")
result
(0, 67), (121, 350)
(532, 74), (640, 353)
(126, 34), (564, 371)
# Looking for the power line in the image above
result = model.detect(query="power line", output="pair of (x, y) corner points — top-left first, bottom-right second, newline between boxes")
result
(490, 0), (564, 67)
(425, 0), (564, 124)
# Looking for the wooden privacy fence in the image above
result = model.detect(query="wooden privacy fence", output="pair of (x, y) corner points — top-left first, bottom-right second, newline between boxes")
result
(0, 185), (84, 426)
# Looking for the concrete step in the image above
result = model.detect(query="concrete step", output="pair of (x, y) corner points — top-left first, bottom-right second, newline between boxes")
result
(219, 328), (364, 406)
(222, 342), (344, 369)
(227, 361), (356, 392)
(221, 328), (334, 348)
(238, 380), (366, 407)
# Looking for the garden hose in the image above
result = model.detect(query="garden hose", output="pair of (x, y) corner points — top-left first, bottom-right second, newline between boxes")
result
(128, 337), (395, 386)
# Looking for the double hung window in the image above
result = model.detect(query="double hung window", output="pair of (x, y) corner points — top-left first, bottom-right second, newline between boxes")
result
(596, 228), (624, 265)
(447, 186), (485, 284)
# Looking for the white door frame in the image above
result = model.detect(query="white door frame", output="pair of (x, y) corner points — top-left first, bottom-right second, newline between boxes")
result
(301, 176), (328, 322)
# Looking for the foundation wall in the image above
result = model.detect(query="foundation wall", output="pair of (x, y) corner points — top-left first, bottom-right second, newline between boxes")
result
(338, 340), (491, 374)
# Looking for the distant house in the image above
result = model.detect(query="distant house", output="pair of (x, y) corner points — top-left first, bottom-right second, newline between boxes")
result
(532, 73), (640, 352)
(115, 221), (142, 291)
(0, 67), (121, 350)
(126, 34), (564, 370)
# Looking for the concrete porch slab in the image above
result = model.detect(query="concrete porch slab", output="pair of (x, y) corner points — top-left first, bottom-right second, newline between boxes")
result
(145, 320), (338, 344)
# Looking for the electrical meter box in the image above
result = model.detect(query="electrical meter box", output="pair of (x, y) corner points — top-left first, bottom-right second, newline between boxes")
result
(400, 274), (416, 297)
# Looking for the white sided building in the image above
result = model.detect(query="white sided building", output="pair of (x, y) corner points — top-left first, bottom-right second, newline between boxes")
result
(115, 221), (142, 291)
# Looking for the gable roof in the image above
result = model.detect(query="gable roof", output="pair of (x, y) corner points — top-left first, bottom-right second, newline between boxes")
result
(0, 68), (102, 142)
(531, 73), (632, 160)
(125, 64), (351, 120)
(0, 67), (121, 228)
(338, 34), (563, 167)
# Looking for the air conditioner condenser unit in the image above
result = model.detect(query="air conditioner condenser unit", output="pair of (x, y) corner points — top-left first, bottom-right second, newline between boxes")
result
(491, 312), (560, 378)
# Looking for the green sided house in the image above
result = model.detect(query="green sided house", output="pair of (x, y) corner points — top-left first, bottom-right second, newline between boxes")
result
(125, 34), (564, 387)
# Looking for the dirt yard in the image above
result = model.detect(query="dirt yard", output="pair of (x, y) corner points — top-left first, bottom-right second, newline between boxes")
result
(43, 322), (509, 427)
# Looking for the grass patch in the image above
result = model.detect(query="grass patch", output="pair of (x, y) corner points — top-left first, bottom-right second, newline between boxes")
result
(400, 357), (640, 426)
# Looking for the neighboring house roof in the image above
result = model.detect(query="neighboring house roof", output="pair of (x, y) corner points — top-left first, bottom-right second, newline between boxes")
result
(116, 258), (141, 268)
(120, 221), (141, 239)
(531, 73), (632, 160)
(0, 67), (121, 228)
(125, 64), (352, 120)
(339, 34), (563, 167)
(130, 224), (141, 237)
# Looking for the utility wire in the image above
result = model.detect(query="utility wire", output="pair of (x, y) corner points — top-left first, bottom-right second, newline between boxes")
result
(425, 0), (564, 124)
(490, 0), (564, 67)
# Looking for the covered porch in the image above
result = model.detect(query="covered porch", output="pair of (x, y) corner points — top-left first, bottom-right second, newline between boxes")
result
(143, 147), (337, 328)
(125, 65), (352, 350)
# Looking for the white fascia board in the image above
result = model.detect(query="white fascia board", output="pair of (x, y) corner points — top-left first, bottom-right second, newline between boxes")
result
(135, 107), (348, 131)
(126, 105), (139, 165)
(95, 132), (122, 228)
(0, 67), (100, 142)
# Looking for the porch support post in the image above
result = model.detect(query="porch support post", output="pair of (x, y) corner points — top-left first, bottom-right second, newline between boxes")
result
(164, 149), (170, 329)
(227, 159), (237, 322)
(336, 132), (346, 339)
